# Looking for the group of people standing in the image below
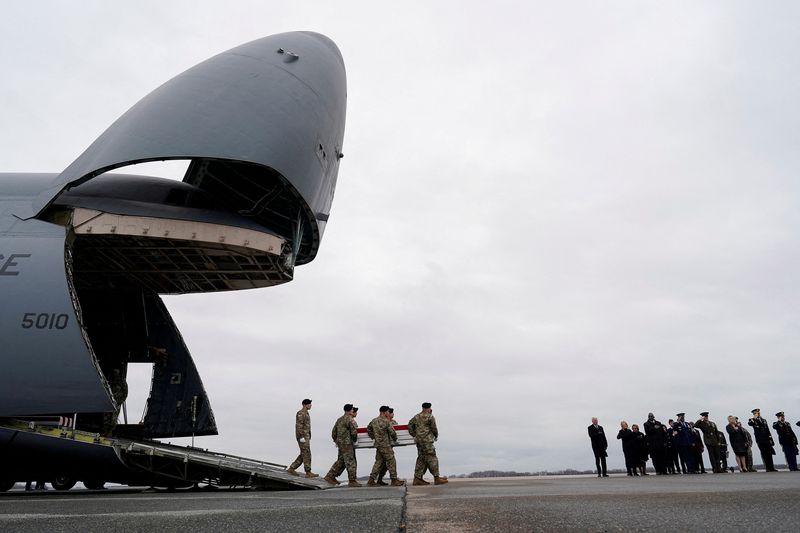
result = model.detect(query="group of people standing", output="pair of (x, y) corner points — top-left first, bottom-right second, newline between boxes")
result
(588, 409), (799, 476)
(287, 399), (448, 487)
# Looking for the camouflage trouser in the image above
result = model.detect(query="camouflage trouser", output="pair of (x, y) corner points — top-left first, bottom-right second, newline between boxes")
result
(289, 440), (312, 472)
(414, 441), (440, 479)
(370, 445), (397, 481)
(327, 443), (357, 481)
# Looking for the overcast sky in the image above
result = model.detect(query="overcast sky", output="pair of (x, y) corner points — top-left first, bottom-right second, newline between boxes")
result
(1, 1), (798, 476)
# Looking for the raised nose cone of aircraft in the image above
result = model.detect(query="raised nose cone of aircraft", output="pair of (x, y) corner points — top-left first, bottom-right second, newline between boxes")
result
(32, 31), (347, 264)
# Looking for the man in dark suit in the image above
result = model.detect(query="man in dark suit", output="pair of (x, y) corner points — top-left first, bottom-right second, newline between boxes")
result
(588, 417), (609, 477)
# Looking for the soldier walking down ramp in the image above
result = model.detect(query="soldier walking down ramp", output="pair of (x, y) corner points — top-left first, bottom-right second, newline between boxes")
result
(287, 398), (317, 478)
(367, 406), (405, 487)
(409, 402), (448, 486)
(325, 404), (361, 487)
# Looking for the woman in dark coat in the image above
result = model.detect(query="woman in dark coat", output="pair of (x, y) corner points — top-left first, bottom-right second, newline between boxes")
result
(631, 424), (649, 475)
(617, 421), (638, 476)
(726, 415), (748, 472)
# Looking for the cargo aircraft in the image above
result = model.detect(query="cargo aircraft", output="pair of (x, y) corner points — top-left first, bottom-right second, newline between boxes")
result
(0, 31), (345, 491)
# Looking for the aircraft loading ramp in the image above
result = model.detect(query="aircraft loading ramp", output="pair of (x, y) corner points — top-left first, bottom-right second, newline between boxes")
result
(116, 439), (330, 490)
(0, 420), (328, 491)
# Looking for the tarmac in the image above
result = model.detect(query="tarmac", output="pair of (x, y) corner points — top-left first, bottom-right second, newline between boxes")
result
(1, 472), (799, 532)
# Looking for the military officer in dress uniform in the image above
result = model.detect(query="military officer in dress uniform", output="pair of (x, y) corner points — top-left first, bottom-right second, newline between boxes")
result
(748, 409), (777, 472)
(587, 417), (609, 477)
(695, 412), (722, 473)
(672, 413), (696, 473)
(287, 398), (317, 478)
(773, 412), (799, 471)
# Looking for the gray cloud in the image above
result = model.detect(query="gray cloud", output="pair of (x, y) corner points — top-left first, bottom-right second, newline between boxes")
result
(2, 1), (798, 475)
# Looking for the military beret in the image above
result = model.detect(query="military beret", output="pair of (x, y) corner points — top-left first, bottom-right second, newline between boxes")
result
(700, 412), (709, 417)
(676, 412), (685, 417)
(776, 411), (784, 418)
(379, 405), (389, 413)
(751, 408), (760, 414)
(353, 406), (359, 412)
(422, 402), (432, 409)
(388, 407), (394, 413)
(302, 399), (312, 405)
(343, 403), (354, 412)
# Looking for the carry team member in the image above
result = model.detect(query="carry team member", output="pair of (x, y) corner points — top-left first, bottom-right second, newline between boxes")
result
(367, 406), (405, 486)
(324, 404), (361, 487)
(409, 402), (448, 485)
(287, 398), (317, 478)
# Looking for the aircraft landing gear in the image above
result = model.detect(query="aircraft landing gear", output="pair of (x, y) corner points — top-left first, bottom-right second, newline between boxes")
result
(0, 478), (15, 492)
(51, 475), (77, 491)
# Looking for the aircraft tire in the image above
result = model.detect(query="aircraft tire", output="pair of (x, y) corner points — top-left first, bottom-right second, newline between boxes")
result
(0, 478), (15, 492)
(83, 480), (106, 490)
(51, 476), (77, 491)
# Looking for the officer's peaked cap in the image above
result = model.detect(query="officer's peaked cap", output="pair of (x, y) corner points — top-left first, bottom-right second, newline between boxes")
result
(700, 412), (709, 417)
(676, 412), (685, 417)
(776, 411), (785, 417)
(751, 408), (760, 414)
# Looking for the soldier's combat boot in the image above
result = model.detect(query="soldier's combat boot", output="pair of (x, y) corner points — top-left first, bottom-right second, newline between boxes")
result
(434, 476), (449, 485)
(412, 477), (429, 486)
(367, 478), (379, 487)
(390, 478), (406, 486)
(347, 480), (362, 487)
(323, 474), (338, 485)
(286, 467), (299, 476)
(377, 479), (388, 486)
(304, 472), (318, 478)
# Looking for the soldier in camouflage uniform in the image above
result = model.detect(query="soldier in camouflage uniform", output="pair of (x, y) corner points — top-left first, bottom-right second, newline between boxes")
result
(695, 412), (722, 473)
(324, 404), (361, 487)
(377, 407), (396, 485)
(409, 402), (448, 485)
(287, 399), (317, 478)
(367, 406), (405, 487)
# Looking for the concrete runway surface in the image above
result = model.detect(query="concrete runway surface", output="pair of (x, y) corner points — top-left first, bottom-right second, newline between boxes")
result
(2, 473), (799, 532)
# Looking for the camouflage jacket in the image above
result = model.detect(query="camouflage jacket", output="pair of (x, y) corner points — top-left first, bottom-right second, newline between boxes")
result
(295, 408), (311, 441)
(694, 419), (719, 446)
(408, 412), (438, 443)
(367, 416), (397, 447)
(331, 414), (357, 447)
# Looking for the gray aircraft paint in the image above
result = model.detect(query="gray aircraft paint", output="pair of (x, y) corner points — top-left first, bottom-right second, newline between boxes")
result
(25, 31), (346, 262)
(0, 30), (346, 434)
(0, 217), (113, 415)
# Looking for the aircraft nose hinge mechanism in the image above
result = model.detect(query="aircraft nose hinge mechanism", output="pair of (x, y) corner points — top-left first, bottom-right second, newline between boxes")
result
(276, 48), (299, 62)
